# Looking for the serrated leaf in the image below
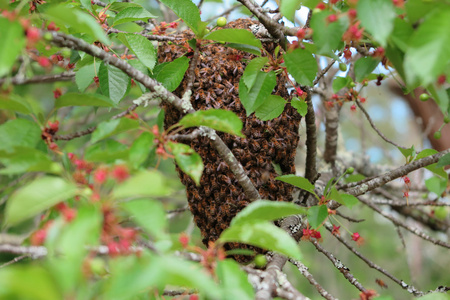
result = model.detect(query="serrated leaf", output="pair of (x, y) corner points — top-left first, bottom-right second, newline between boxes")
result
(0, 119), (41, 151)
(397, 145), (415, 160)
(284, 48), (318, 86)
(354, 57), (380, 82)
(123, 33), (156, 70)
(156, 56), (189, 92)
(243, 57), (269, 90)
(239, 71), (277, 116)
(91, 118), (139, 144)
(99, 62), (130, 104)
(276, 174), (316, 196)
(291, 97), (308, 117)
(357, 0), (396, 47)
(0, 19), (26, 77)
(332, 76), (352, 93)
(0, 94), (32, 114)
(55, 92), (117, 108)
(46, 5), (109, 44)
(121, 199), (167, 239)
(113, 7), (156, 26)
(179, 109), (244, 137)
(4, 177), (78, 226)
(220, 222), (302, 260)
(425, 176), (447, 197)
(112, 170), (171, 198)
(404, 9), (450, 87)
(231, 200), (307, 226)
(205, 29), (262, 49)
(307, 205), (328, 229)
(168, 141), (203, 185)
(280, 0), (301, 22)
(216, 260), (254, 300)
(254, 95), (286, 121)
(437, 153), (450, 168)
(310, 11), (348, 54)
(159, 0), (201, 35)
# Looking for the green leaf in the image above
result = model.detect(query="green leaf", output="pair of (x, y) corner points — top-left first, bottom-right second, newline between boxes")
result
(276, 174), (316, 196)
(280, 0), (301, 22)
(310, 11), (348, 54)
(284, 48), (318, 86)
(75, 63), (99, 92)
(179, 109), (244, 137)
(121, 199), (167, 239)
(123, 33), (157, 70)
(46, 5), (109, 44)
(254, 95), (286, 121)
(0, 119), (41, 151)
(220, 221), (302, 260)
(4, 176), (78, 226)
(91, 118), (139, 144)
(129, 132), (154, 168)
(307, 205), (328, 229)
(0, 19), (25, 77)
(55, 92), (117, 108)
(357, 0), (396, 46)
(159, 0), (201, 35)
(437, 153), (450, 168)
(243, 57), (269, 90)
(425, 176), (447, 196)
(404, 9), (450, 87)
(99, 62), (130, 104)
(85, 139), (129, 162)
(0, 147), (58, 175)
(216, 260), (254, 300)
(156, 56), (189, 92)
(225, 43), (261, 56)
(332, 76), (352, 93)
(239, 71), (277, 116)
(205, 29), (262, 49)
(0, 265), (62, 300)
(231, 200), (307, 226)
(354, 57), (380, 82)
(0, 94), (32, 114)
(415, 148), (438, 161)
(338, 193), (359, 209)
(113, 7), (157, 26)
(425, 163), (447, 179)
(168, 141), (204, 185)
(397, 145), (415, 160)
(112, 170), (171, 198)
(291, 97), (308, 117)
(429, 176), (448, 200)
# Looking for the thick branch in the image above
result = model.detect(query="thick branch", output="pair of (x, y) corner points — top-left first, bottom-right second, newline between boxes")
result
(304, 90), (318, 183)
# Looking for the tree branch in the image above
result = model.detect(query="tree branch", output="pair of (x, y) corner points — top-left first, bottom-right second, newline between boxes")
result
(0, 71), (75, 85)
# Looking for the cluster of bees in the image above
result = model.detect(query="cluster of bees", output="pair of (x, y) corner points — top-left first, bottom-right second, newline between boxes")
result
(160, 19), (302, 261)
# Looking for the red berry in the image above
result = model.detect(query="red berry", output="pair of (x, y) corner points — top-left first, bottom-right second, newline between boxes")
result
(31, 229), (47, 245)
(111, 165), (129, 182)
(93, 168), (108, 184)
(38, 57), (51, 68)
(53, 88), (62, 99)
(348, 9), (357, 19)
(327, 14), (338, 23)
(296, 28), (306, 39)
(47, 21), (59, 31)
(316, 3), (326, 10)
(26, 27), (40, 43)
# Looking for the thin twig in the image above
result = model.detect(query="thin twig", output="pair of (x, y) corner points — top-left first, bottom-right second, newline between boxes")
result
(107, 28), (183, 41)
(0, 71), (75, 85)
(325, 223), (448, 297)
(183, 45), (200, 96)
(289, 259), (336, 300)
(0, 254), (30, 269)
(342, 149), (450, 198)
(359, 196), (450, 249)
(355, 99), (407, 149)
(312, 240), (367, 293)
(205, 4), (243, 23)
(336, 211), (365, 223)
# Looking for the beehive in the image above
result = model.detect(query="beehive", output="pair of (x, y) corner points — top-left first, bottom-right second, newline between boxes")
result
(159, 19), (301, 261)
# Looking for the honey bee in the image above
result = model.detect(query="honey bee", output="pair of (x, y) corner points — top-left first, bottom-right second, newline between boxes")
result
(375, 279), (388, 289)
